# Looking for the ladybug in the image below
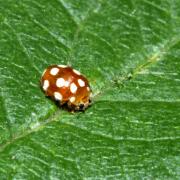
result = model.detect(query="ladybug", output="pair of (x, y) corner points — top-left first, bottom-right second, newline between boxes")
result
(40, 65), (92, 111)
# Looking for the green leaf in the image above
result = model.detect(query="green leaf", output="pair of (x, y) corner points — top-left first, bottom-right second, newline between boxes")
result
(0, 0), (180, 179)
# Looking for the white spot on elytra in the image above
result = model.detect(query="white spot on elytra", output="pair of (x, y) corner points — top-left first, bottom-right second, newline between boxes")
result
(87, 87), (90, 91)
(58, 65), (67, 68)
(56, 78), (65, 87)
(70, 83), (77, 94)
(54, 92), (62, 101)
(73, 69), (81, 75)
(69, 96), (75, 103)
(50, 67), (59, 76)
(64, 81), (70, 87)
(78, 79), (85, 87)
(43, 80), (49, 91)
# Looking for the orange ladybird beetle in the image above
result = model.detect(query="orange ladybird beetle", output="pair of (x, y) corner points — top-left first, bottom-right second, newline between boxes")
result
(40, 65), (92, 111)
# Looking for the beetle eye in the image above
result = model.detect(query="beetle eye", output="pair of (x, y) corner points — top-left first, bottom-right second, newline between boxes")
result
(79, 104), (84, 110)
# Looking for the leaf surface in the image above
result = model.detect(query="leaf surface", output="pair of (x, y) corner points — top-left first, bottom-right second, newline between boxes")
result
(0, 0), (180, 179)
